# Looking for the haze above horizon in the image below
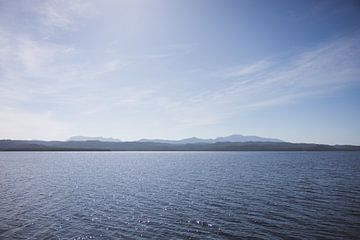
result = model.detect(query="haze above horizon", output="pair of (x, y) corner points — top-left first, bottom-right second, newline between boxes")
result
(0, 0), (360, 144)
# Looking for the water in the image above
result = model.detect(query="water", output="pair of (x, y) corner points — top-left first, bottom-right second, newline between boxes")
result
(0, 151), (359, 239)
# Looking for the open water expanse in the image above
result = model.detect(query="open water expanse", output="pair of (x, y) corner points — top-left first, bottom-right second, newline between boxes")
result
(0, 151), (359, 239)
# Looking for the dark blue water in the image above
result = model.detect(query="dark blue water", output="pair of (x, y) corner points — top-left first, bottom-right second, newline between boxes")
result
(0, 151), (359, 239)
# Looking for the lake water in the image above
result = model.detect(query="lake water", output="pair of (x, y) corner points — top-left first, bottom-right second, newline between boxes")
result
(0, 151), (359, 239)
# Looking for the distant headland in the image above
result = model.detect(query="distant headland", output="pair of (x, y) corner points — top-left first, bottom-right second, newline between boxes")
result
(0, 134), (359, 151)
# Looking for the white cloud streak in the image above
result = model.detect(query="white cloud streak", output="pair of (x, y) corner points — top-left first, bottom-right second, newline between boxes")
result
(36, 0), (97, 30)
(225, 59), (271, 78)
(198, 34), (360, 112)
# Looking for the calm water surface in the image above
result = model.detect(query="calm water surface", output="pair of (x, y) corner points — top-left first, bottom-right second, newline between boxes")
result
(0, 151), (359, 239)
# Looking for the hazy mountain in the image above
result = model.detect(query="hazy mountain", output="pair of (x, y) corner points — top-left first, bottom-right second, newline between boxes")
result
(68, 136), (121, 142)
(1, 140), (359, 151)
(68, 134), (282, 144)
(139, 134), (283, 144)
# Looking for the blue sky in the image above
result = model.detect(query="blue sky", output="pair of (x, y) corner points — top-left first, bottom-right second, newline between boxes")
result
(0, 0), (360, 144)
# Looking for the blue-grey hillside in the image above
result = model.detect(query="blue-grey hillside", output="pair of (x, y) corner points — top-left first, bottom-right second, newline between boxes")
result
(0, 139), (359, 151)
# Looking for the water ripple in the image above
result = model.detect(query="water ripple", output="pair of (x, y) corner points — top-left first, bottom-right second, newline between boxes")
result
(0, 151), (359, 239)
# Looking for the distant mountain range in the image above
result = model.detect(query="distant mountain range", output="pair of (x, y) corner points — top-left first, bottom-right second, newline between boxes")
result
(68, 134), (283, 144)
(1, 139), (359, 151)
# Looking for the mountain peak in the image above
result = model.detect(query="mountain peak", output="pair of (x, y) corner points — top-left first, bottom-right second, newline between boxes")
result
(68, 136), (121, 142)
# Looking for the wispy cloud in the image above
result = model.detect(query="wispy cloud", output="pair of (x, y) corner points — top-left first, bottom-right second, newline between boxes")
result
(225, 59), (271, 78)
(139, 33), (360, 131)
(0, 29), (72, 75)
(36, 0), (97, 30)
(200, 34), (360, 111)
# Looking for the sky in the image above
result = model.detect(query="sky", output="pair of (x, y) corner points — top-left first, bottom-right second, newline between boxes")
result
(0, 0), (360, 144)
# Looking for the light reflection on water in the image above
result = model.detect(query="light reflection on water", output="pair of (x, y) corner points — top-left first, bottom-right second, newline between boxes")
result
(0, 151), (359, 239)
